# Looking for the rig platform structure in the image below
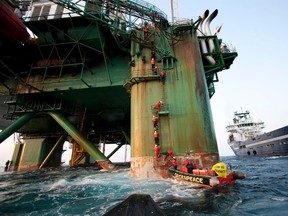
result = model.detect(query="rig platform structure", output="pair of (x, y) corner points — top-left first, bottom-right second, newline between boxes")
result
(0, 0), (237, 178)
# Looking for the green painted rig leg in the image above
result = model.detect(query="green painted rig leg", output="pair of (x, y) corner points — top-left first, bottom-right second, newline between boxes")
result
(48, 112), (115, 171)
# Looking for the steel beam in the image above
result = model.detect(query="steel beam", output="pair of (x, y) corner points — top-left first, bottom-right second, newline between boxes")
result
(39, 135), (66, 169)
(48, 111), (115, 170)
(0, 113), (35, 144)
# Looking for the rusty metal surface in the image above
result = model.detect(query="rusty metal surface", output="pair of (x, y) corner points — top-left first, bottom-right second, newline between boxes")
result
(130, 152), (219, 178)
(130, 156), (168, 178)
(130, 30), (219, 178)
(97, 160), (116, 171)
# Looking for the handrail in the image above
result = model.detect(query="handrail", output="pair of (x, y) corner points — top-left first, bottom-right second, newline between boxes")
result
(47, 0), (168, 33)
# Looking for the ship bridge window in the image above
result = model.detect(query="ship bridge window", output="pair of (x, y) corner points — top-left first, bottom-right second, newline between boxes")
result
(266, 144), (273, 147)
(239, 123), (253, 127)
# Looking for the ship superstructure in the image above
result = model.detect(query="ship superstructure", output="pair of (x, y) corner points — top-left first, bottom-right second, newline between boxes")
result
(226, 110), (288, 156)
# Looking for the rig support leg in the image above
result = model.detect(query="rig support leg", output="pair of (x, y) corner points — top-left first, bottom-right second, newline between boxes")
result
(48, 112), (115, 171)
(0, 113), (35, 144)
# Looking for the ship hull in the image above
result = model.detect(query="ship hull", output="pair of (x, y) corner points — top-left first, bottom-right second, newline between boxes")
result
(229, 126), (288, 157)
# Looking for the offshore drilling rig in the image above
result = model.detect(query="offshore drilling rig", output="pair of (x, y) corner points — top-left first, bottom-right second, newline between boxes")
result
(0, 0), (237, 178)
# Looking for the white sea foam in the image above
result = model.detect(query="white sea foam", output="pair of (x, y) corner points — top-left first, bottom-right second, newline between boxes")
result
(45, 179), (68, 192)
(271, 197), (287, 202)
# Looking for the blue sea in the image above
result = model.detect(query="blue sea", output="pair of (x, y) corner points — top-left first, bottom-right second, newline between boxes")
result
(0, 156), (287, 216)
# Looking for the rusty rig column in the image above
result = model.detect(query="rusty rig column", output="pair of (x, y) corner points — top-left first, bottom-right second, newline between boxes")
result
(130, 23), (219, 178)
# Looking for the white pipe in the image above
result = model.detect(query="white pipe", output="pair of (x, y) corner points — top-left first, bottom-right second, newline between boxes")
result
(205, 9), (218, 35)
(197, 9), (209, 36)
(197, 10), (215, 65)
(205, 9), (218, 53)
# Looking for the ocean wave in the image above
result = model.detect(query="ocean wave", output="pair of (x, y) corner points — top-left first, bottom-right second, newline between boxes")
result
(0, 157), (288, 215)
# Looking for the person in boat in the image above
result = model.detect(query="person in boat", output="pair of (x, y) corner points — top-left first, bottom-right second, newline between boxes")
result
(193, 162), (198, 169)
(185, 157), (189, 166)
(187, 162), (194, 174)
(181, 163), (188, 173)
(170, 157), (177, 170)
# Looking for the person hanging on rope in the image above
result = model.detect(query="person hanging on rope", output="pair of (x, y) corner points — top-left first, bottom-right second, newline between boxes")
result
(159, 70), (165, 81)
(164, 149), (174, 160)
(152, 115), (158, 128)
(150, 57), (155, 69)
(154, 130), (159, 144)
(4, 160), (10, 172)
(144, 22), (149, 39)
(155, 101), (162, 113)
